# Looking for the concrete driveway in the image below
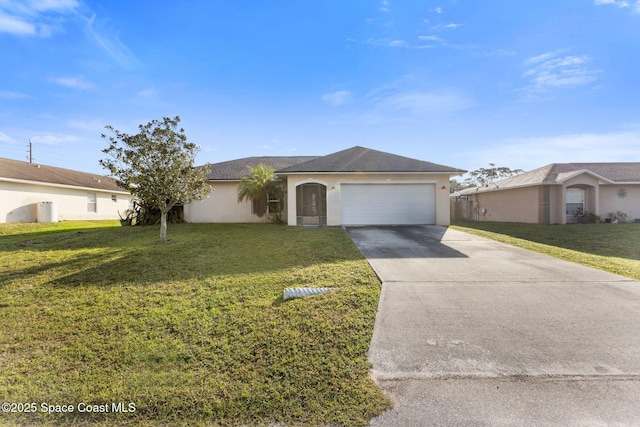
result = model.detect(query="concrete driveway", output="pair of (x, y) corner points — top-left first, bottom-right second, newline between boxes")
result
(346, 226), (640, 426)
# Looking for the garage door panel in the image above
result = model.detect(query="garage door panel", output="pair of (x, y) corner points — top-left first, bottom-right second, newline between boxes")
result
(341, 184), (435, 225)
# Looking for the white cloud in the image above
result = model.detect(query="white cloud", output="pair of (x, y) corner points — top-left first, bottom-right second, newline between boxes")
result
(461, 130), (640, 171)
(388, 39), (408, 47)
(417, 34), (477, 50)
(31, 134), (78, 145)
(418, 35), (442, 42)
(374, 90), (474, 115)
(430, 22), (463, 30)
(84, 14), (140, 68)
(52, 76), (93, 89)
(363, 38), (406, 48)
(137, 88), (156, 97)
(362, 37), (437, 49)
(0, 0), (79, 36)
(478, 49), (517, 57)
(0, 90), (31, 99)
(67, 119), (104, 132)
(325, 76), (474, 124)
(524, 50), (560, 65)
(521, 52), (600, 96)
(0, 2), (139, 67)
(30, 0), (79, 12)
(0, 131), (17, 143)
(0, 11), (35, 35)
(594, 0), (640, 12)
(322, 90), (354, 106)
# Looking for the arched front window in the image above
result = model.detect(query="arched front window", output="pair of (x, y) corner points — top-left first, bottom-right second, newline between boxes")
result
(296, 183), (327, 225)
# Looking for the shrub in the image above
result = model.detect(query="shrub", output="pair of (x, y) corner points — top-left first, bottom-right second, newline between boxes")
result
(575, 210), (601, 224)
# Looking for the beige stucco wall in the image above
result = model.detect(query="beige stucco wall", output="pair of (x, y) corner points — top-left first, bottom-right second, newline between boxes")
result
(470, 186), (540, 223)
(563, 174), (601, 188)
(284, 173), (453, 226)
(599, 184), (640, 222)
(1, 179), (131, 223)
(184, 182), (271, 223)
(460, 179), (640, 225)
(549, 185), (562, 224)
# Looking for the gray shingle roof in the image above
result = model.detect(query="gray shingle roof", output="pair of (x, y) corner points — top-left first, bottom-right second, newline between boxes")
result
(0, 157), (125, 192)
(550, 163), (640, 182)
(276, 146), (466, 174)
(204, 156), (319, 180)
(453, 162), (640, 196)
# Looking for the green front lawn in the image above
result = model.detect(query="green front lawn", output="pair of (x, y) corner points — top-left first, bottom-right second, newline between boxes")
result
(451, 221), (640, 281)
(0, 222), (391, 426)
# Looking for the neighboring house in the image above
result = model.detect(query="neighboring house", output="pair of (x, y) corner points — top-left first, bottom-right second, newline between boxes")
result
(452, 162), (640, 224)
(0, 157), (131, 223)
(185, 146), (465, 226)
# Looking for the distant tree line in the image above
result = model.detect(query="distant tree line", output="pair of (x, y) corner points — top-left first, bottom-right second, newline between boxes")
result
(450, 163), (524, 193)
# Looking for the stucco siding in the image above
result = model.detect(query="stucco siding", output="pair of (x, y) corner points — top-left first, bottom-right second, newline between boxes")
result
(1, 180), (130, 223)
(453, 165), (640, 224)
(549, 185), (563, 224)
(563, 174), (600, 187)
(599, 185), (640, 222)
(460, 182), (640, 224)
(285, 173), (452, 226)
(187, 173), (456, 226)
(472, 186), (540, 223)
(184, 182), (270, 223)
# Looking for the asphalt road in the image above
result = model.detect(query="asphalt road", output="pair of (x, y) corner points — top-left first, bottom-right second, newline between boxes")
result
(346, 225), (640, 427)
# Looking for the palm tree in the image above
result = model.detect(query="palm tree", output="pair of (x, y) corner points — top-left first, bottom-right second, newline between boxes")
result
(237, 163), (283, 218)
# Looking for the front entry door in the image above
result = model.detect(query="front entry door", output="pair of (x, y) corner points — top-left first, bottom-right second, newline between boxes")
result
(296, 183), (327, 225)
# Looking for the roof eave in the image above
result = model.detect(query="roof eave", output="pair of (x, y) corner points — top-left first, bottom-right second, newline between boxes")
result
(0, 177), (130, 194)
(276, 170), (465, 175)
(455, 181), (563, 195)
(601, 181), (640, 185)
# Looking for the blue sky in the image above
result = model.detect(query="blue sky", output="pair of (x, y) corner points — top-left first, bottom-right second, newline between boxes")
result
(1, 1), (639, 176)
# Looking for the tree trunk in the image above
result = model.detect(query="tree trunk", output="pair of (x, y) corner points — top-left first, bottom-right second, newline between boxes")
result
(159, 211), (168, 242)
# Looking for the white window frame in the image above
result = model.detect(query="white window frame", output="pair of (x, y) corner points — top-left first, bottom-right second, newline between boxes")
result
(267, 193), (280, 214)
(565, 188), (584, 216)
(87, 192), (97, 213)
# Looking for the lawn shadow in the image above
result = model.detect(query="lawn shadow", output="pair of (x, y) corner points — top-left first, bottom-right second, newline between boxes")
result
(0, 226), (143, 252)
(0, 224), (365, 288)
(0, 251), (115, 286)
(453, 221), (640, 261)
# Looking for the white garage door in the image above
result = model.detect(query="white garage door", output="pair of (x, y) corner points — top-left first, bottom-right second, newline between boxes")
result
(341, 183), (435, 225)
